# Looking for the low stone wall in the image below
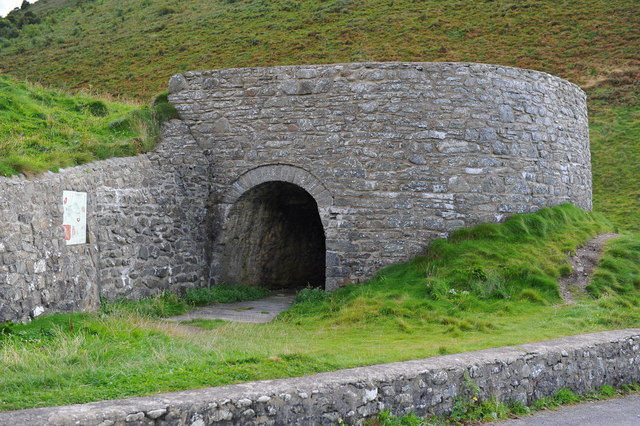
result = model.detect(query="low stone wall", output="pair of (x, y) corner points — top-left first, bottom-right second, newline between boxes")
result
(3, 329), (638, 425)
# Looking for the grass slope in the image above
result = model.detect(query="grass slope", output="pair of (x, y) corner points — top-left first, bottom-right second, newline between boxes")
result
(1, 205), (638, 411)
(0, 0), (637, 100)
(590, 106), (640, 232)
(0, 75), (175, 176)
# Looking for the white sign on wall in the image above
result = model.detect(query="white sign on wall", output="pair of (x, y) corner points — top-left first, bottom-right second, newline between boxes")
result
(62, 191), (87, 245)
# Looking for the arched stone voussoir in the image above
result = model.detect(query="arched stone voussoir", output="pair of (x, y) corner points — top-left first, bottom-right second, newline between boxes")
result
(222, 164), (333, 207)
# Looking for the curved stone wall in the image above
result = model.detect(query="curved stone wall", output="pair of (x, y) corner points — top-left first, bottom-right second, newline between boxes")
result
(0, 62), (592, 322)
(168, 62), (591, 289)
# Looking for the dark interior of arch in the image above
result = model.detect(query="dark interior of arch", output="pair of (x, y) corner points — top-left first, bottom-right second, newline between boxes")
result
(220, 181), (325, 290)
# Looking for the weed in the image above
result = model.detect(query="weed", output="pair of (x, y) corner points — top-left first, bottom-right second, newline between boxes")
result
(293, 285), (329, 304)
(596, 385), (617, 398)
(532, 388), (582, 410)
(621, 383), (640, 393)
(558, 264), (573, 276)
(506, 400), (530, 416)
(552, 388), (581, 405)
(449, 374), (509, 423)
(371, 410), (426, 425)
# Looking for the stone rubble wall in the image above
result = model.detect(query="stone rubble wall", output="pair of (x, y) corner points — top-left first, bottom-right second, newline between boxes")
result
(0, 121), (208, 323)
(0, 62), (593, 321)
(2, 329), (637, 425)
(168, 62), (592, 289)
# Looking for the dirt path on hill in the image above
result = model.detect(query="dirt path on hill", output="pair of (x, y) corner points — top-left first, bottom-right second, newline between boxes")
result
(559, 233), (620, 303)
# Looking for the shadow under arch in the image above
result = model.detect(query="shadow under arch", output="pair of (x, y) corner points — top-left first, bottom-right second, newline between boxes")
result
(216, 164), (333, 290)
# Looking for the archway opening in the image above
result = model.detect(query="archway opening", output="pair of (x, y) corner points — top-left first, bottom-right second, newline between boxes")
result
(220, 181), (325, 290)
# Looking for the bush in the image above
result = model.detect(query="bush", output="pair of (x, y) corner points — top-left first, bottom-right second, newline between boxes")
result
(0, 19), (19, 39)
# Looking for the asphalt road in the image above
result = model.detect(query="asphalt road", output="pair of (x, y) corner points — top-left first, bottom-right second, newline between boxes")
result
(490, 393), (640, 426)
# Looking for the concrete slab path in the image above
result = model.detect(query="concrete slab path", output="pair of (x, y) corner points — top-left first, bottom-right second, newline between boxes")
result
(164, 291), (295, 324)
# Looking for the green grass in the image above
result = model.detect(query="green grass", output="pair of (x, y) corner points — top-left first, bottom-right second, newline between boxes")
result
(0, 75), (175, 176)
(590, 106), (640, 232)
(0, 0), (637, 101)
(1, 205), (639, 411)
(588, 234), (640, 297)
(99, 292), (189, 319)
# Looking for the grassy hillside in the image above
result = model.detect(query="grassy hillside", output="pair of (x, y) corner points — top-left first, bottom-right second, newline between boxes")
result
(0, 0), (637, 100)
(0, 75), (176, 176)
(2, 205), (639, 410)
(0, 0), (637, 229)
(590, 106), (640, 232)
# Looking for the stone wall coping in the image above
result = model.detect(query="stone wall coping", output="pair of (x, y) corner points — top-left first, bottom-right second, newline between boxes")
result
(170, 61), (584, 95)
(2, 328), (638, 425)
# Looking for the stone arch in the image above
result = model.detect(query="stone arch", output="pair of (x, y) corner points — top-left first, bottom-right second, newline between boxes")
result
(221, 164), (333, 211)
(216, 164), (333, 290)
